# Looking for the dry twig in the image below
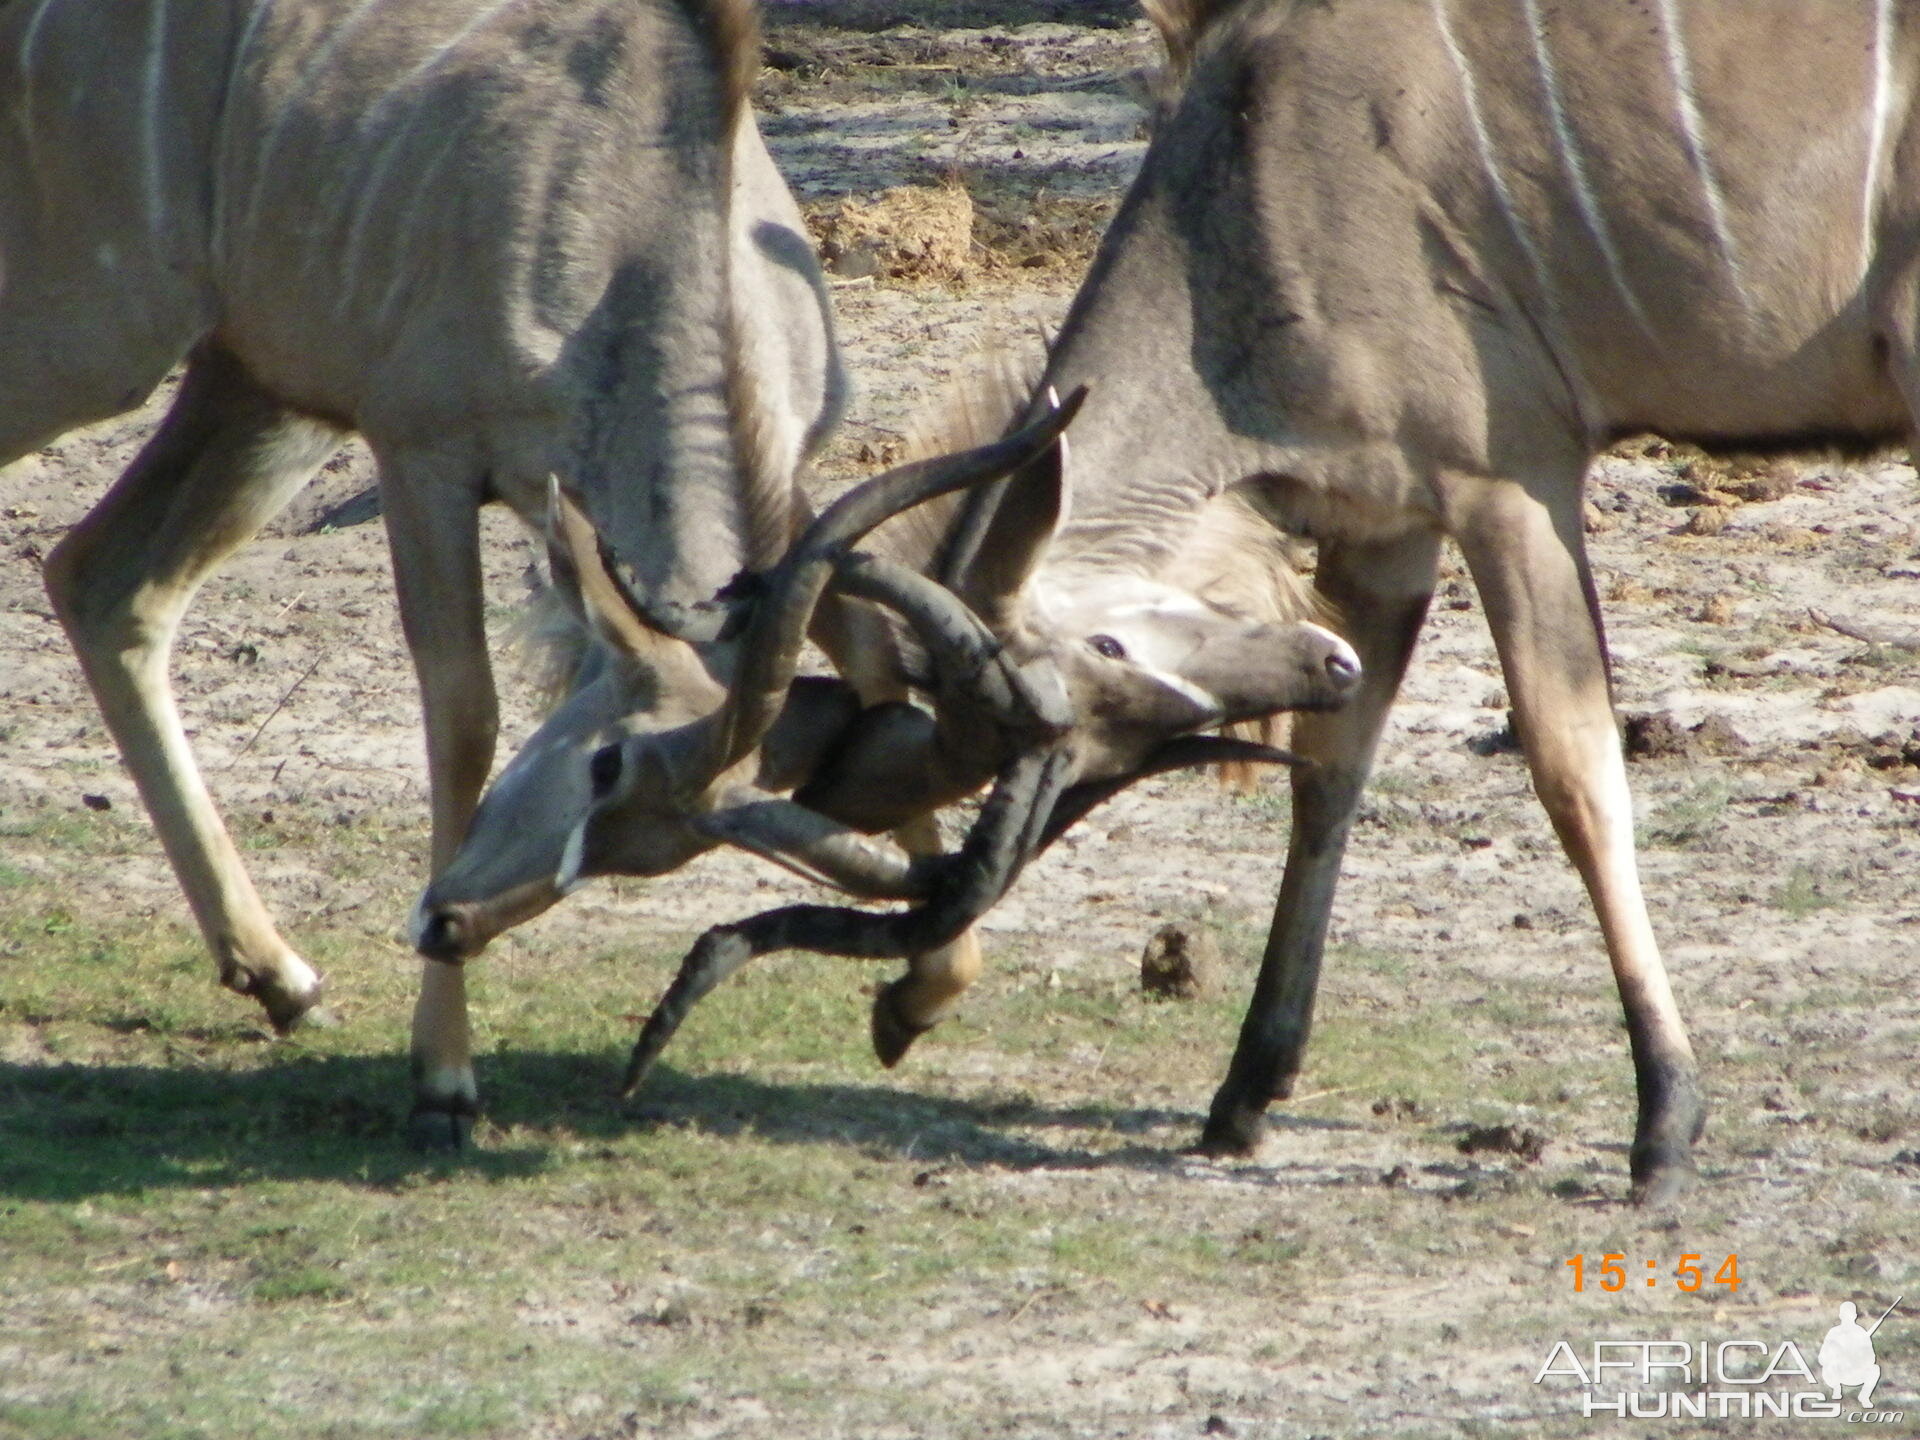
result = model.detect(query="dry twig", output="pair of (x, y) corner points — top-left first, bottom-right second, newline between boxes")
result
(1808, 608), (1920, 649)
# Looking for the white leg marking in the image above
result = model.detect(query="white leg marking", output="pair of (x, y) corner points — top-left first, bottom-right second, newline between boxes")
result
(1430, 0), (1557, 319)
(1863, 0), (1895, 279)
(142, 0), (169, 247)
(1653, 0), (1753, 324)
(336, 0), (524, 319)
(1520, 0), (1654, 337)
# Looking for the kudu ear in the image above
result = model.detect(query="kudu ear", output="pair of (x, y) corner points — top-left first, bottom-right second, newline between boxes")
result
(543, 478), (722, 702)
(954, 419), (1069, 636)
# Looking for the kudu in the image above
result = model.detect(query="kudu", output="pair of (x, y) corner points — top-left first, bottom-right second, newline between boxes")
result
(420, 374), (1365, 1104)
(969, 0), (1920, 1202)
(9, 0), (853, 1135)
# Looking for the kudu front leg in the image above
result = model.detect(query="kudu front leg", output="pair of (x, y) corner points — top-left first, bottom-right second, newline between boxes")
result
(1446, 474), (1702, 1204)
(41, 346), (342, 1030)
(1202, 531), (1439, 1155)
(377, 450), (496, 1150)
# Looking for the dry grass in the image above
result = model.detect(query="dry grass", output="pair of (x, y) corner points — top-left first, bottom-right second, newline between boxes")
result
(805, 179), (1116, 288)
(807, 182), (975, 283)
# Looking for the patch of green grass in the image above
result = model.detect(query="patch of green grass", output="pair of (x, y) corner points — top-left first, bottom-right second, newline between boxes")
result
(2, 796), (1912, 1439)
(1334, 941), (1413, 982)
(1771, 863), (1846, 917)
(0, 807), (128, 853)
(1845, 639), (1920, 668)
(1640, 776), (1734, 848)
(1312, 1009), (1474, 1106)
(1368, 767), (1431, 798)
(1229, 783), (1291, 822)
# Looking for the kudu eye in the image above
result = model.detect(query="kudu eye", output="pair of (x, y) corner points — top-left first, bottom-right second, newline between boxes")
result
(1086, 633), (1127, 660)
(588, 743), (624, 799)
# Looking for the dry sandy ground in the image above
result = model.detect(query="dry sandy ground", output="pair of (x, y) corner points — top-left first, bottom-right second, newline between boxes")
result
(4, 8), (1919, 1435)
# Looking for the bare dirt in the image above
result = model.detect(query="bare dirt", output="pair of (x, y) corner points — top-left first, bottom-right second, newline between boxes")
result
(4, 7), (1918, 1436)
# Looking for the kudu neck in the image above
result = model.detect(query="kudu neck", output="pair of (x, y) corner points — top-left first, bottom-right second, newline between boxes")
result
(1027, 169), (1294, 575)
(572, 230), (786, 636)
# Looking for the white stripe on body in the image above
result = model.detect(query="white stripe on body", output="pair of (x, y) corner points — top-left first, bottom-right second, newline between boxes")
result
(1652, 0), (1754, 324)
(1863, 0), (1895, 279)
(142, 0), (169, 247)
(210, 0), (282, 274)
(1429, 0), (1560, 324)
(374, 124), (468, 329)
(16, 0), (65, 175)
(15, 0), (60, 77)
(1520, 0), (1655, 336)
(240, 0), (387, 271)
(336, 0), (525, 318)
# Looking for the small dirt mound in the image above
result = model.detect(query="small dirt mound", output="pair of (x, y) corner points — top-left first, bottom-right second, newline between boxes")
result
(1616, 435), (1800, 504)
(1622, 711), (1747, 761)
(1140, 922), (1221, 1001)
(809, 184), (974, 283)
(968, 188), (1117, 275)
(1456, 1124), (1548, 1164)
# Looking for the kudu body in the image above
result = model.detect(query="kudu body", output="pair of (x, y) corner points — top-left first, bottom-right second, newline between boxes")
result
(8, 0), (851, 1137)
(999, 0), (1920, 1201)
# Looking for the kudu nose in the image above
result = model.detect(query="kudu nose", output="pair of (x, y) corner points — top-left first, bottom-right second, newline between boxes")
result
(1307, 624), (1363, 694)
(415, 908), (469, 964)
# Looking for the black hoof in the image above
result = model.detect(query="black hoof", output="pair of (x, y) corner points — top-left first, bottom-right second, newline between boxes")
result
(870, 980), (935, 1069)
(1628, 1066), (1706, 1204)
(1196, 1096), (1267, 1158)
(1629, 1150), (1699, 1206)
(231, 968), (330, 1035)
(406, 1105), (474, 1153)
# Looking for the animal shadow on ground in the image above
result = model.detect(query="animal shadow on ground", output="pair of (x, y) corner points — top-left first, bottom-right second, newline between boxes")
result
(0, 1048), (1366, 1203)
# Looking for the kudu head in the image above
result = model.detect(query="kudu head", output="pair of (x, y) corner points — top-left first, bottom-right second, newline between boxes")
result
(946, 429), (1360, 786)
(411, 407), (1092, 962)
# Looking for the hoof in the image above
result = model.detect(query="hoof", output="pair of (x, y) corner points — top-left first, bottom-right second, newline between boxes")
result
(870, 980), (935, 1069)
(1628, 1070), (1706, 1204)
(222, 960), (332, 1036)
(406, 1105), (474, 1153)
(283, 1002), (342, 1033)
(233, 968), (329, 1036)
(1196, 1094), (1267, 1157)
(1628, 1152), (1699, 1207)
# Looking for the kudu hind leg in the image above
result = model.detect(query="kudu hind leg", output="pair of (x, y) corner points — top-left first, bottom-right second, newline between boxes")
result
(41, 347), (343, 1029)
(375, 448), (497, 1148)
(1447, 474), (1702, 1204)
(870, 812), (984, 1066)
(1201, 531), (1440, 1155)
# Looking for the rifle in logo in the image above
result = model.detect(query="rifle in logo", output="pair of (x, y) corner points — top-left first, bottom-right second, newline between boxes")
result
(1819, 1296), (1901, 1408)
